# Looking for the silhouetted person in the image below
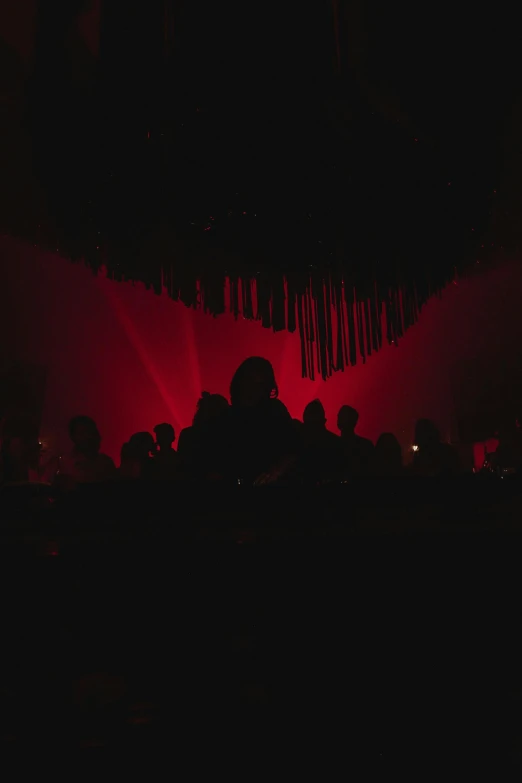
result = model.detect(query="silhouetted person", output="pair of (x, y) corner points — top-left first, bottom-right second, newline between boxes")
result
(177, 392), (229, 474)
(337, 405), (374, 477)
(374, 433), (403, 477)
(119, 441), (139, 479)
(151, 423), (180, 479)
(58, 416), (116, 483)
(125, 431), (156, 479)
(410, 419), (459, 477)
(213, 357), (298, 484)
(300, 399), (341, 482)
(302, 400), (338, 443)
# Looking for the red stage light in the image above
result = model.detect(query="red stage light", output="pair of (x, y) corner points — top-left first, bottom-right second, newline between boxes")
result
(2, 238), (522, 465)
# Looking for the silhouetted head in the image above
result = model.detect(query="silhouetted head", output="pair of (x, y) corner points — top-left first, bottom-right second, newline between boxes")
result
(337, 405), (359, 435)
(375, 433), (402, 468)
(303, 399), (327, 428)
(230, 357), (278, 408)
(154, 423), (175, 449)
(414, 419), (440, 450)
(193, 392), (229, 427)
(69, 415), (101, 455)
(128, 432), (155, 460)
(119, 441), (141, 477)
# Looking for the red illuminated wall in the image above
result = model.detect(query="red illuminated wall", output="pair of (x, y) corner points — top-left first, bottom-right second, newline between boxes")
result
(1, 236), (522, 464)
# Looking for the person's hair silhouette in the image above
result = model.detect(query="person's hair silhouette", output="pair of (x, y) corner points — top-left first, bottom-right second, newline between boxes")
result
(230, 357), (278, 408)
(68, 415), (101, 455)
(337, 405), (359, 435)
(375, 432), (403, 475)
(129, 431), (155, 459)
(60, 415), (115, 483)
(303, 399), (327, 428)
(336, 405), (374, 476)
(154, 423), (175, 450)
(193, 392), (229, 427)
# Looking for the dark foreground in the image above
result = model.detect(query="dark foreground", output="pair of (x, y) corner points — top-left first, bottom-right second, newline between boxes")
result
(1, 478), (522, 772)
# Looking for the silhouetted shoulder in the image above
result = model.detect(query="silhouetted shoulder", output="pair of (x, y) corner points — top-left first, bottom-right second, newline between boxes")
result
(360, 436), (374, 452)
(269, 398), (292, 419)
(325, 429), (341, 445)
(99, 453), (117, 476)
(177, 426), (194, 454)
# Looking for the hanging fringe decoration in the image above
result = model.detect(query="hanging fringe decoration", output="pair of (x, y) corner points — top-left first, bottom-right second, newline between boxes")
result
(30, 214), (483, 380)
(242, 277), (254, 320)
(324, 280), (334, 377)
(346, 285), (357, 368)
(363, 299), (372, 358)
(356, 300), (366, 364)
(297, 291), (307, 377)
(333, 279), (344, 373)
(21, 0), (493, 383)
(286, 278), (297, 334)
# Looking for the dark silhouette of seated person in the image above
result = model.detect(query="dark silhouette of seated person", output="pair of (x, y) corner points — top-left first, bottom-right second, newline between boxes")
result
(177, 392), (229, 474)
(337, 405), (374, 477)
(151, 422), (180, 479)
(0, 415), (41, 483)
(300, 399), (341, 482)
(374, 433), (403, 477)
(213, 357), (298, 484)
(409, 419), (459, 477)
(58, 416), (116, 483)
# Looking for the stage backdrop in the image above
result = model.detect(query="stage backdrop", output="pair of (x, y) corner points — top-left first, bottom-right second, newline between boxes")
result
(1, 236), (521, 464)
(1, 0), (517, 384)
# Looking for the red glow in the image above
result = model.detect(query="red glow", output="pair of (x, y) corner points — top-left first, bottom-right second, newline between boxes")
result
(1, 237), (522, 463)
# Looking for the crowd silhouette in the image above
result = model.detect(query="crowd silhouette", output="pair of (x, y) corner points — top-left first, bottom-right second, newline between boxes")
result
(1, 356), (521, 487)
